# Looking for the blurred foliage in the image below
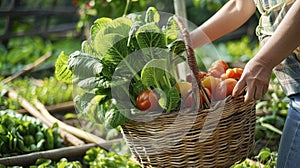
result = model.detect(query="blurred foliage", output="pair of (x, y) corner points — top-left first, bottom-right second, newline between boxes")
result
(192, 0), (227, 10)
(194, 36), (260, 71)
(73, 0), (149, 33)
(226, 36), (259, 60)
(83, 147), (140, 168)
(0, 77), (74, 110)
(231, 148), (277, 168)
(73, 0), (230, 36)
(0, 0), (78, 41)
(29, 158), (82, 168)
(0, 37), (81, 76)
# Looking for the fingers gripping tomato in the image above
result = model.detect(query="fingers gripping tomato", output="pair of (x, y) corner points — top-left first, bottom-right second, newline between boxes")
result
(136, 90), (159, 111)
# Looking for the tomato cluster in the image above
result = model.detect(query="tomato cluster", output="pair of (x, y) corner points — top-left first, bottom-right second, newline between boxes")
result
(198, 60), (243, 101)
(135, 60), (244, 111)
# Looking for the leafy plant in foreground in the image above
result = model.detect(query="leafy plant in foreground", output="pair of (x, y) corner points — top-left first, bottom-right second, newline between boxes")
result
(55, 7), (187, 128)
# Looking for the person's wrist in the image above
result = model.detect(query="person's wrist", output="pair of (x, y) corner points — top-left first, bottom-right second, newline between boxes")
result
(252, 55), (276, 72)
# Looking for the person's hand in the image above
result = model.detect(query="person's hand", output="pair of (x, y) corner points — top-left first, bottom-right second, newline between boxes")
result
(232, 58), (273, 102)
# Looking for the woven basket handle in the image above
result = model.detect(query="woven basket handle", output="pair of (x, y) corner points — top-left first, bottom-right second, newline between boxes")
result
(174, 16), (211, 109)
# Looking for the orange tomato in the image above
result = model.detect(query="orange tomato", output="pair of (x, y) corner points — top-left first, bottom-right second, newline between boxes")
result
(225, 68), (243, 79)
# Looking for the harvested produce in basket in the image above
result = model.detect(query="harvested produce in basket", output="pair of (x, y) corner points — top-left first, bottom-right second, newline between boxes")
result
(199, 59), (243, 101)
(214, 78), (238, 100)
(208, 59), (229, 78)
(201, 75), (221, 93)
(225, 67), (244, 79)
(175, 81), (194, 107)
(55, 7), (256, 168)
(136, 90), (159, 111)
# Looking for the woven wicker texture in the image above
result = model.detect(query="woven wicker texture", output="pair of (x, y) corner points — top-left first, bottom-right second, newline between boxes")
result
(122, 96), (256, 167)
(121, 16), (256, 168)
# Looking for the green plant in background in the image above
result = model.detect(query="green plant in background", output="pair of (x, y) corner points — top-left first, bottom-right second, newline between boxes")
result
(0, 37), (81, 77)
(0, 146), (139, 168)
(231, 148), (277, 168)
(13, 77), (73, 107)
(83, 147), (140, 168)
(0, 84), (21, 110)
(225, 36), (259, 61)
(30, 158), (82, 168)
(0, 37), (52, 76)
(0, 77), (74, 111)
(254, 76), (288, 154)
(0, 110), (64, 157)
(73, 0), (148, 32)
(192, 0), (227, 10)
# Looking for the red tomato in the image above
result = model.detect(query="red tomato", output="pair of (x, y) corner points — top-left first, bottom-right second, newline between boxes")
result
(208, 60), (229, 78)
(213, 78), (237, 100)
(208, 69), (224, 78)
(136, 90), (159, 111)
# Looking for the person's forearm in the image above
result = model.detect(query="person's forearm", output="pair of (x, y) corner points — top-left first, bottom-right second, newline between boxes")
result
(253, 0), (300, 69)
(190, 0), (256, 48)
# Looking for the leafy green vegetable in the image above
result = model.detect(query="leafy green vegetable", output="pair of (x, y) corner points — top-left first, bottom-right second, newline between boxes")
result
(0, 110), (64, 157)
(2, 77), (73, 109)
(145, 7), (160, 23)
(141, 59), (175, 90)
(54, 52), (74, 84)
(30, 158), (82, 168)
(90, 17), (113, 41)
(83, 147), (141, 168)
(55, 7), (186, 128)
(158, 87), (180, 112)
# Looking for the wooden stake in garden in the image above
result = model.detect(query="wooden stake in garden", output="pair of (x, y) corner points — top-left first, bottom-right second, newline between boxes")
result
(2, 52), (52, 84)
(8, 88), (85, 146)
(32, 99), (107, 145)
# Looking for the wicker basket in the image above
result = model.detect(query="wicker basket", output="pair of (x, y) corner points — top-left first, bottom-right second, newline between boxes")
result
(121, 16), (256, 168)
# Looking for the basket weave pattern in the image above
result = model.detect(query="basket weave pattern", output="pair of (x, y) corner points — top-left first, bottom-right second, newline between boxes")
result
(122, 96), (256, 167)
